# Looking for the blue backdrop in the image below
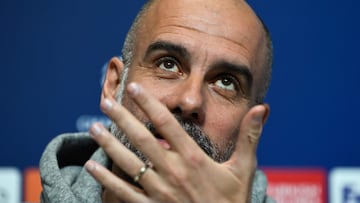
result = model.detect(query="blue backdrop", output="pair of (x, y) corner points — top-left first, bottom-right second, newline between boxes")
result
(1, 0), (359, 171)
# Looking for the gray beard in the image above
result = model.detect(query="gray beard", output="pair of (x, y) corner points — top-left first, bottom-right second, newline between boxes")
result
(109, 114), (235, 163)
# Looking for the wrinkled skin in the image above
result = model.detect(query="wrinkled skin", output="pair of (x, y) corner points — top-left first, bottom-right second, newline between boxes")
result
(85, 0), (270, 202)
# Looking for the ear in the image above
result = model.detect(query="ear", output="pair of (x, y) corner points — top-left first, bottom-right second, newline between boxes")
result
(101, 57), (124, 100)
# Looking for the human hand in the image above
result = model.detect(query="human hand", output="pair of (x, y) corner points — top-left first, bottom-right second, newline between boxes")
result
(85, 82), (267, 203)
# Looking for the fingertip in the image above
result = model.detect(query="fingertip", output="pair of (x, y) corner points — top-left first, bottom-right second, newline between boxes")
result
(127, 82), (141, 96)
(85, 160), (98, 172)
(89, 122), (105, 138)
(101, 98), (115, 112)
(252, 104), (270, 124)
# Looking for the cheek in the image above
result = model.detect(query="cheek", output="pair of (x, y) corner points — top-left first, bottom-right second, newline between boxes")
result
(121, 93), (146, 122)
(121, 77), (169, 121)
(135, 78), (176, 105)
(204, 107), (246, 147)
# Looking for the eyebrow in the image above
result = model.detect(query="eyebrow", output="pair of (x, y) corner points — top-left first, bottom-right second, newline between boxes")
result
(145, 40), (190, 60)
(145, 40), (253, 92)
(212, 61), (253, 90)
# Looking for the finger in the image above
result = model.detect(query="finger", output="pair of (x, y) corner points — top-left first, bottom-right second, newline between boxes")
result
(226, 104), (268, 178)
(99, 95), (168, 167)
(88, 123), (162, 192)
(85, 160), (150, 203)
(126, 82), (201, 154)
(89, 123), (144, 177)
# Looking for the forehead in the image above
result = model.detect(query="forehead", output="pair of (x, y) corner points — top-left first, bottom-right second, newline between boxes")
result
(134, 0), (266, 72)
(140, 0), (265, 54)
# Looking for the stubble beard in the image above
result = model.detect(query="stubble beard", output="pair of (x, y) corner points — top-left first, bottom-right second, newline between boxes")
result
(110, 65), (234, 164)
(109, 114), (235, 163)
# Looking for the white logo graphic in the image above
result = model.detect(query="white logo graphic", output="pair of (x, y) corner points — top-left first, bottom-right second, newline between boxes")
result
(76, 115), (112, 132)
(0, 168), (21, 203)
(330, 167), (360, 203)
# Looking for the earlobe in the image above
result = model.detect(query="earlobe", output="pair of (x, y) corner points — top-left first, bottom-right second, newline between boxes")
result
(101, 57), (124, 99)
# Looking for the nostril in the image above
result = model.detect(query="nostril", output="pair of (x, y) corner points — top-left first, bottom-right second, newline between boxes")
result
(191, 112), (199, 120)
(171, 106), (201, 123)
(172, 107), (182, 115)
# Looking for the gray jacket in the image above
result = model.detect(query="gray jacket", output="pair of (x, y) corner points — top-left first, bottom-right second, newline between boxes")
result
(40, 132), (276, 203)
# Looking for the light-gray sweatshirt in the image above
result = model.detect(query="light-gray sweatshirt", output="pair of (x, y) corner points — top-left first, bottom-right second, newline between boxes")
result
(39, 132), (276, 203)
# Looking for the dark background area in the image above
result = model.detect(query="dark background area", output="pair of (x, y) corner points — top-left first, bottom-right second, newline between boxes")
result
(0, 0), (359, 171)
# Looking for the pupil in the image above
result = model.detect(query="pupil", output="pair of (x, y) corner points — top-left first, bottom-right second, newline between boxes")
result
(164, 61), (173, 69)
(222, 78), (231, 86)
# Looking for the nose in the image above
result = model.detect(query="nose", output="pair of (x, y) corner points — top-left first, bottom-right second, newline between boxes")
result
(166, 77), (205, 124)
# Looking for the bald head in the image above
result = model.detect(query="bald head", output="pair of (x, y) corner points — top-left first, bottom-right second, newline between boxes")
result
(122, 0), (272, 104)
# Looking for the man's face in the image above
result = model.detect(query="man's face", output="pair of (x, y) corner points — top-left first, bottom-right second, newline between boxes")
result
(117, 0), (266, 160)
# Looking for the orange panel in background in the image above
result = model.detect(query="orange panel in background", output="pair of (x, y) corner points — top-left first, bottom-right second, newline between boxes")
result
(23, 168), (42, 203)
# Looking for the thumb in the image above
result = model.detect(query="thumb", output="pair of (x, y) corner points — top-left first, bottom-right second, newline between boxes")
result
(226, 104), (269, 178)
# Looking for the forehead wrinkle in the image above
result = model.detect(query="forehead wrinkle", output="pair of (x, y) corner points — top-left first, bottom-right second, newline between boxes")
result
(141, 1), (263, 61)
(141, 0), (265, 78)
(155, 23), (251, 59)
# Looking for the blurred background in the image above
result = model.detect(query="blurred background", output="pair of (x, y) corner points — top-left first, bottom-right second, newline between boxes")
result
(0, 0), (359, 202)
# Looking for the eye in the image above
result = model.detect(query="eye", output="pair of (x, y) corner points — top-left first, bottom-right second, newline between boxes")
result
(214, 75), (237, 91)
(157, 57), (180, 73)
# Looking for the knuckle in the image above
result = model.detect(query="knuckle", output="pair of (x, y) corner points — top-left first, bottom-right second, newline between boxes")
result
(154, 186), (176, 201)
(132, 132), (150, 144)
(184, 151), (206, 168)
(163, 156), (188, 186)
(169, 168), (187, 185)
(166, 156), (205, 185)
(150, 111), (170, 128)
(247, 126), (262, 143)
(99, 134), (113, 150)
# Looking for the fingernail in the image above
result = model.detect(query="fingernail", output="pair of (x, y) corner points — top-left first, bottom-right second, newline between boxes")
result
(253, 109), (265, 124)
(89, 123), (103, 137)
(254, 112), (264, 123)
(102, 98), (113, 111)
(127, 82), (140, 96)
(85, 161), (97, 171)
